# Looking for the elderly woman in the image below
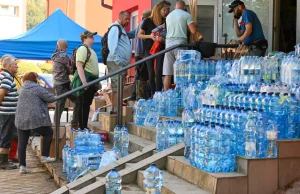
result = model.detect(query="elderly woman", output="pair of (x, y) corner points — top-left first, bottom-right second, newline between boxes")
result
(15, 72), (56, 174)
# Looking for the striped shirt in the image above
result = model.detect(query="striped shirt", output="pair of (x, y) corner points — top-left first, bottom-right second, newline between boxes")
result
(0, 70), (18, 115)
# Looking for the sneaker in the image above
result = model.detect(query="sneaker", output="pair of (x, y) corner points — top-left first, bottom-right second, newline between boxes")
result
(41, 156), (56, 163)
(19, 165), (28, 174)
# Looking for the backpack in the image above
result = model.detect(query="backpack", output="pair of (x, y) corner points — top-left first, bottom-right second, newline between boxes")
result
(70, 44), (91, 75)
(101, 24), (123, 65)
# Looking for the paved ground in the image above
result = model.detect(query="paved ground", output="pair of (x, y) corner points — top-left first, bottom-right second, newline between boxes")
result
(0, 147), (58, 194)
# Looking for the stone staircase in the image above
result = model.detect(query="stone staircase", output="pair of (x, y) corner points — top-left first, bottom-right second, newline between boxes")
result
(52, 111), (300, 194)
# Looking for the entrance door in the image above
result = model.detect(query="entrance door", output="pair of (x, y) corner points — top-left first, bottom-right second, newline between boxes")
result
(274, 0), (297, 52)
(185, 0), (218, 43)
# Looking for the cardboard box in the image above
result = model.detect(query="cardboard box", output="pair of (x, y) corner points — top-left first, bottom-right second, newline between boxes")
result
(101, 113), (125, 132)
(90, 97), (106, 112)
(123, 106), (134, 122)
(40, 126), (66, 159)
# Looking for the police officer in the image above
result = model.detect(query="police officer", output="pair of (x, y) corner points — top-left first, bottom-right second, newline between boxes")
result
(229, 0), (268, 56)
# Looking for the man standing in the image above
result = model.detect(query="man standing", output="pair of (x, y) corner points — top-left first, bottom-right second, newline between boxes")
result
(72, 31), (99, 129)
(107, 11), (132, 112)
(229, 0), (268, 56)
(52, 39), (76, 124)
(0, 56), (18, 169)
(163, 0), (202, 91)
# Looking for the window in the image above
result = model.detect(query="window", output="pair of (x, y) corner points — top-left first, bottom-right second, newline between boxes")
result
(130, 11), (138, 53)
(0, 5), (19, 16)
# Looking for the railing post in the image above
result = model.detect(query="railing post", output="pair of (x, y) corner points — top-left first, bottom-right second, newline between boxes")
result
(117, 73), (124, 126)
(55, 103), (60, 160)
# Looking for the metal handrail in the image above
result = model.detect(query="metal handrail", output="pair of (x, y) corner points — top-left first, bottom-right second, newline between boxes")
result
(54, 42), (240, 159)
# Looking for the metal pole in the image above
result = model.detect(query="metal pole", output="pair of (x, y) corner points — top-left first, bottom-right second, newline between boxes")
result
(55, 103), (60, 160)
(117, 73), (123, 126)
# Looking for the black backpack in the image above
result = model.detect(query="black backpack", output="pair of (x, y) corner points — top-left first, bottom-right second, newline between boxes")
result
(101, 24), (123, 65)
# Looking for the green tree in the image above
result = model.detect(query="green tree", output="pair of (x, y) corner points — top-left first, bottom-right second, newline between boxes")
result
(26, 0), (46, 30)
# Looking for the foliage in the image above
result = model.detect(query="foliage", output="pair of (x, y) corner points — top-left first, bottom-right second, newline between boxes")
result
(26, 0), (46, 30)
(17, 61), (43, 75)
(39, 63), (53, 74)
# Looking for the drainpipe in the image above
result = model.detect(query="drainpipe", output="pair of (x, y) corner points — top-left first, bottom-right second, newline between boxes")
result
(46, 0), (49, 17)
(101, 0), (112, 10)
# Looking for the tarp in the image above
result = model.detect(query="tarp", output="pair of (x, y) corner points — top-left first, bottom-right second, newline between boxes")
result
(0, 9), (103, 62)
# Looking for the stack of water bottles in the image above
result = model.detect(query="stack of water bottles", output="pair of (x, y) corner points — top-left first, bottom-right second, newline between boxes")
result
(174, 50), (201, 85)
(281, 57), (300, 85)
(63, 129), (104, 182)
(238, 56), (280, 84)
(155, 120), (184, 152)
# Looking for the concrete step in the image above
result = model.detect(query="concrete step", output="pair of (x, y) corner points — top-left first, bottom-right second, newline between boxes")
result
(122, 184), (144, 194)
(63, 143), (185, 194)
(107, 131), (154, 154)
(127, 122), (156, 141)
(167, 156), (247, 194)
(137, 170), (210, 194)
(52, 144), (156, 194)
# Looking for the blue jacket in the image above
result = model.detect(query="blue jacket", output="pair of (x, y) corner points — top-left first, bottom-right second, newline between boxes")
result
(107, 21), (132, 66)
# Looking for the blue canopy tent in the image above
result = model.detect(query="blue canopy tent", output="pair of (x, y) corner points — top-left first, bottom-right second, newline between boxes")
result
(0, 9), (103, 62)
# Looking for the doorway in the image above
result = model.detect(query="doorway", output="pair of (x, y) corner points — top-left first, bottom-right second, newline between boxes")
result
(274, 0), (297, 52)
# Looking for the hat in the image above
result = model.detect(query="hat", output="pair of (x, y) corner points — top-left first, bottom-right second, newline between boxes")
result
(80, 31), (97, 40)
(228, 0), (244, 13)
(142, 10), (152, 19)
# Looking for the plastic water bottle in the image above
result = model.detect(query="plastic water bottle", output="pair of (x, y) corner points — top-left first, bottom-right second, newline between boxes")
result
(237, 108), (248, 156)
(266, 121), (278, 158)
(105, 169), (122, 194)
(143, 163), (163, 194)
(155, 120), (166, 152)
(189, 123), (197, 166)
(204, 123), (219, 172)
(121, 125), (129, 157)
(268, 93), (285, 139)
(256, 117), (267, 158)
(176, 121), (184, 144)
(63, 145), (69, 173)
(114, 125), (122, 152)
(166, 121), (177, 148)
(245, 113), (257, 158)
(286, 93), (299, 139)
(183, 108), (196, 158)
(67, 150), (77, 182)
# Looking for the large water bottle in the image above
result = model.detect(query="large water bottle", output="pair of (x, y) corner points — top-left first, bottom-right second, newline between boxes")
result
(63, 145), (69, 173)
(189, 123), (198, 166)
(266, 121), (278, 158)
(67, 150), (77, 182)
(218, 124), (235, 172)
(155, 120), (166, 152)
(182, 108), (196, 158)
(114, 125), (122, 152)
(121, 125), (129, 157)
(286, 93), (299, 139)
(269, 93), (285, 139)
(196, 122), (207, 169)
(143, 163), (163, 194)
(105, 169), (122, 194)
(188, 60), (196, 83)
(176, 121), (184, 144)
(237, 108), (248, 156)
(245, 112), (257, 158)
(204, 123), (220, 172)
(166, 120), (177, 148)
(256, 117), (267, 158)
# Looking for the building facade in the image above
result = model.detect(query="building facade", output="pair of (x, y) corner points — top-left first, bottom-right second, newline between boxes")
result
(0, 0), (26, 39)
(47, 0), (112, 36)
